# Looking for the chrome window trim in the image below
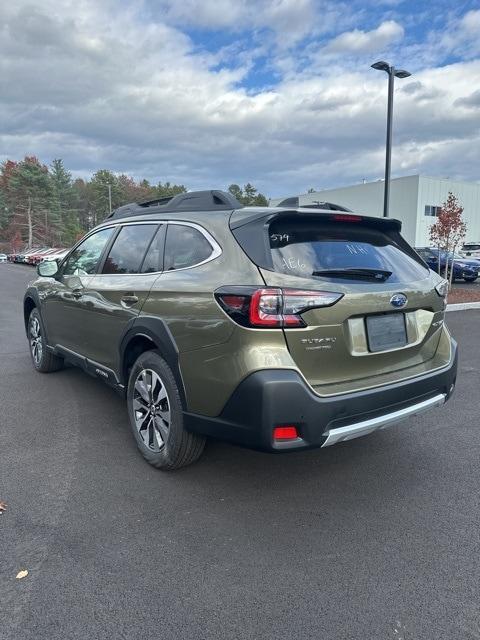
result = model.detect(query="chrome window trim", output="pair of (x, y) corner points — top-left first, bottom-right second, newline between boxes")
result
(163, 221), (222, 272)
(88, 220), (222, 277)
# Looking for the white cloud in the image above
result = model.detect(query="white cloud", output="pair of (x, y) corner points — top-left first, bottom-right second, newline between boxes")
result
(324, 20), (404, 54)
(454, 89), (480, 109)
(437, 9), (480, 61)
(460, 9), (480, 34)
(154, 0), (319, 45)
(0, 1), (480, 198)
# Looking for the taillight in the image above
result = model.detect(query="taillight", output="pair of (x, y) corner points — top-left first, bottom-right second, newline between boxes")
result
(435, 280), (449, 297)
(215, 286), (343, 328)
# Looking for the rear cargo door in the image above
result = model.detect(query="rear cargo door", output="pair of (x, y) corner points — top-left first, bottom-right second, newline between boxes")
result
(259, 214), (445, 393)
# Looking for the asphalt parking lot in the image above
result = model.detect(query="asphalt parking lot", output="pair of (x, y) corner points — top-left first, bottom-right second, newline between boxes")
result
(1, 264), (480, 640)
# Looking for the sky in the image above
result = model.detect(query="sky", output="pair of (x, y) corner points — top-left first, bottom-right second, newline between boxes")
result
(1, 0), (480, 198)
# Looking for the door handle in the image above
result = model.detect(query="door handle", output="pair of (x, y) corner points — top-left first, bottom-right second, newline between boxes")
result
(121, 294), (139, 306)
(71, 289), (83, 299)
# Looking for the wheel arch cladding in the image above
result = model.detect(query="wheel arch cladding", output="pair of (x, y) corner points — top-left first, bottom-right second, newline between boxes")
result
(119, 316), (187, 408)
(23, 292), (38, 332)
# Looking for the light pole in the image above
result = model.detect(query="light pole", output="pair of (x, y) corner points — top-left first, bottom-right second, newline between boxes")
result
(108, 184), (112, 215)
(371, 61), (411, 217)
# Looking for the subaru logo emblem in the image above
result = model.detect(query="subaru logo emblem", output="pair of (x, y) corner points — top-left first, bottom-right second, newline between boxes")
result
(390, 293), (407, 308)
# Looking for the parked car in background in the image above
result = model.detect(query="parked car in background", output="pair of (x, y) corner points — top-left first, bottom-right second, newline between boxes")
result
(416, 247), (480, 282)
(26, 248), (57, 265)
(24, 190), (457, 470)
(33, 248), (66, 265)
(37, 248), (69, 264)
(6, 247), (69, 265)
(41, 248), (69, 263)
(446, 251), (480, 268)
(15, 250), (31, 263)
(19, 248), (46, 264)
(12, 249), (36, 263)
(461, 242), (480, 259)
(12, 251), (25, 263)
(0, 253), (7, 263)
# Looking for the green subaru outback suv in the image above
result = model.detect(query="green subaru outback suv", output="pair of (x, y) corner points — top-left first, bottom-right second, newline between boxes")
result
(24, 190), (457, 469)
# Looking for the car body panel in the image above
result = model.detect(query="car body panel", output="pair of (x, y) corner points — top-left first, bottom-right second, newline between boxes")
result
(38, 273), (96, 354)
(80, 272), (163, 370)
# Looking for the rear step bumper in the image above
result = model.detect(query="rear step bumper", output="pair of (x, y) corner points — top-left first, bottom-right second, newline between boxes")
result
(184, 340), (457, 452)
(321, 393), (446, 447)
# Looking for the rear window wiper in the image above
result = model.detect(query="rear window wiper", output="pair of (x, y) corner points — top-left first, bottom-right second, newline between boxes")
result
(312, 268), (393, 281)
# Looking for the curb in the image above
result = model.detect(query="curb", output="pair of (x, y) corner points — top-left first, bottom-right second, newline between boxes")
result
(446, 302), (480, 312)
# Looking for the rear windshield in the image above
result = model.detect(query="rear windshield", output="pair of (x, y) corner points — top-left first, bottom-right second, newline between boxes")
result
(269, 219), (428, 283)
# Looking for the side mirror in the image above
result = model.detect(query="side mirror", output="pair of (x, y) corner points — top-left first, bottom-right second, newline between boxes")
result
(38, 260), (59, 277)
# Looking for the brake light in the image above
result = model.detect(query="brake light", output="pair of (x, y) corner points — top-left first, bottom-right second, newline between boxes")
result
(215, 287), (343, 328)
(331, 214), (363, 222)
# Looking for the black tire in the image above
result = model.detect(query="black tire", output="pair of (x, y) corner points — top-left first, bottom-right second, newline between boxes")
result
(127, 350), (206, 470)
(28, 308), (64, 373)
(464, 276), (478, 283)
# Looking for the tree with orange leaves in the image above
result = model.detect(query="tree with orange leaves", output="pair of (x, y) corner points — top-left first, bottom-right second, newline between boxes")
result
(429, 192), (467, 287)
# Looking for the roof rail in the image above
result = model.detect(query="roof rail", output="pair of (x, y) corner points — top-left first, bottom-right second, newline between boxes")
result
(138, 196), (174, 208)
(276, 196), (352, 212)
(108, 190), (243, 219)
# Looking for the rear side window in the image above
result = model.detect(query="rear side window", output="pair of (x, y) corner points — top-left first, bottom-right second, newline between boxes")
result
(164, 224), (214, 271)
(269, 219), (429, 283)
(102, 224), (157, 274)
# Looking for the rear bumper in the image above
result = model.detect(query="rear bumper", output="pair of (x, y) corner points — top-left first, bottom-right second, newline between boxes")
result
(184, 340), (457, 452)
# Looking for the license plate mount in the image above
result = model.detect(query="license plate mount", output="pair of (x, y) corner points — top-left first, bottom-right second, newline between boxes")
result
(366, 313), (407, 353)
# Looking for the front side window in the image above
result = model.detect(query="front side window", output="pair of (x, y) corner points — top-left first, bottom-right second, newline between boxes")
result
(164, 224), (214, 271)
(102, 224), (158, 274)
(63, 227), (114, 276)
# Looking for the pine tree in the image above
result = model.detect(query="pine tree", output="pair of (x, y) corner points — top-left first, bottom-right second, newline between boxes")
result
(155, 182), (187, 199)
(8, 157), (53, 248)
(50, 159), (81, 246)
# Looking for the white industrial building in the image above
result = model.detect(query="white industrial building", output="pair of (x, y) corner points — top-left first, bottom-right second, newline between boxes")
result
(271, 175), (480, 247)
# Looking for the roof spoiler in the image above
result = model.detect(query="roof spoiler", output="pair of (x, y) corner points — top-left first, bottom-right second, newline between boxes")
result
(108, 190), (243, 219)
(276, 196), (352, 212)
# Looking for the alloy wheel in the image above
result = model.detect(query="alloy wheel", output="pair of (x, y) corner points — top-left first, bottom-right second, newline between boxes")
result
(30, 316), (43, 365)
(133, 369), (171, 451)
